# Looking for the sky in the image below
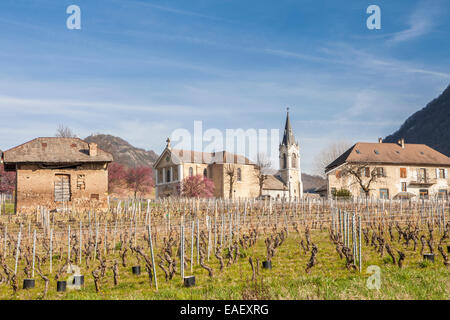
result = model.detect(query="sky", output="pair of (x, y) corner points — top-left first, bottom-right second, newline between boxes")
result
(0, 0), (449, 174)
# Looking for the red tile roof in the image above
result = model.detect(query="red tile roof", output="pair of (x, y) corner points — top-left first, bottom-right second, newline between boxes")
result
(325, 142), (450, 172)
(2, 137), (113, 164)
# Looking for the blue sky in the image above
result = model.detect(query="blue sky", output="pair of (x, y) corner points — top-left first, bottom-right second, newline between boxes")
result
(0, 0), (449, 173)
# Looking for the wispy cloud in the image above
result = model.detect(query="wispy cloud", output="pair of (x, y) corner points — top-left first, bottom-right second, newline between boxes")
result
(262, 44), (450, 80)
(261, 48), (339, 64)
(387, 0), (441, 44)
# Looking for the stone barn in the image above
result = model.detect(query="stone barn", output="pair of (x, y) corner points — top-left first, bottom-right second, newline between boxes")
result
(1, 137), (113, 213)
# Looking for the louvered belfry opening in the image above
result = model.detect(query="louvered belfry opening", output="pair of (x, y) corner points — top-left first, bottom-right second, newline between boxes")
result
(54, 174), (71, 202)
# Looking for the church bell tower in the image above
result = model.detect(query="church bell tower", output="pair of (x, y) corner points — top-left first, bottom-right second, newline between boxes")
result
(279, 108), (303, 199)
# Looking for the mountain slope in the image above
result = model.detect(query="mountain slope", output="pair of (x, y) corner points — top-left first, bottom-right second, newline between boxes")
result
(264, 168), (325, 192)
(384, 85), (450, 156)
(302, 173), (326, 193)
(84, 134), (158, 167)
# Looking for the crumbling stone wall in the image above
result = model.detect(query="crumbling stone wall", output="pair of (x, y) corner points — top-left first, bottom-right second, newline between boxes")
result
(15, 163), (109, 213)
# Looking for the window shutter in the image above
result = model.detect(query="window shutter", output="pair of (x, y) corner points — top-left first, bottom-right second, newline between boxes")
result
(436, 168), (439, 179)
(445, 169), (448, 179)
(365, 167), (370, 177)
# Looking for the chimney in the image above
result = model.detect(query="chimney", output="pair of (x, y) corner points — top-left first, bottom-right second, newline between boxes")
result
(397, 138), (405, 149)
(378, 138), (383, 143)
(89, 143), (98, 157)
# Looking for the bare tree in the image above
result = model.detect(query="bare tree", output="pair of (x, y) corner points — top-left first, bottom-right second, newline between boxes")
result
(55, 124), (77, 138)
(225, 164), (236, 199)
(340, 161), (384, 197)
(254, 153), (272, 197)
(313, 141), (352, 177)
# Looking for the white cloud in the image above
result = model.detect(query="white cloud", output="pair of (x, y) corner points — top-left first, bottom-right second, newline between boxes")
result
(387, 0), (441, 44)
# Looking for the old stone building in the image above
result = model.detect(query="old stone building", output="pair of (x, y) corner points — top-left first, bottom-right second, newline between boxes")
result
(325, 139), (450, 200)
(1, 137), (113, 213)
(154, 111), (304, 199)
(153, 146), (259, 198)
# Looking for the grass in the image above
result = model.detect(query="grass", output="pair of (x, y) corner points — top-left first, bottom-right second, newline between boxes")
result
(1, 203), (14, 215)
(0, 229), (448, 300)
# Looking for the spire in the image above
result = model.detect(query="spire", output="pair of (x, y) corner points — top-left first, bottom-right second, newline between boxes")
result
(282, 107), (295, 146)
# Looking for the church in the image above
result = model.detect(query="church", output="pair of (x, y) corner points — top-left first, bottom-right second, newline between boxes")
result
(153, 111), (303, 199)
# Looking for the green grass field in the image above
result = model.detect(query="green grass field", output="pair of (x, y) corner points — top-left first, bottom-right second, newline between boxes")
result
(1, 229), (448, 300)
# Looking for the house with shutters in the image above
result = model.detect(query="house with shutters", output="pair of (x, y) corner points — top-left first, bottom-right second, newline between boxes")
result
(325, 139), (450, 200)
(1, 137), (113, 213)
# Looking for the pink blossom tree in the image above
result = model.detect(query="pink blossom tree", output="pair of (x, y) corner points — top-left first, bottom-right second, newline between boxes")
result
(181, 175), (215, 198)
(125, 166), (154, 198)
(108, 162), (127, 192)
(0, 164), (15, 194)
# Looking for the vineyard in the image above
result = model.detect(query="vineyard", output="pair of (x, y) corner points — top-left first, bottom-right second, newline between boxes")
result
(0, 196), (449, 300)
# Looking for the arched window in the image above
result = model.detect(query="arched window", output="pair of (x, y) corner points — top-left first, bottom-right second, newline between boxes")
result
(283, 154), (287, 169)
(291, 154), (297, 168)
(189, 167), (193, 177)
(166, 168), (171, 183)
(203, 168), (207, 178)
(237, 168), (242, 181)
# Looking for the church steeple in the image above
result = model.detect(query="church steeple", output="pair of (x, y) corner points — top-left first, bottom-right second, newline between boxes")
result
(278, 108), (303, 199)
(282, 108), (295, 146)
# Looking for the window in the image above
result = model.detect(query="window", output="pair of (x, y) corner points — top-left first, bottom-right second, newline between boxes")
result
(400, 168), (407, 178)
(418, 168), (427, 182)
(291, 154), (297, 168)
(90, 194), (99, 200)
(401, 182), (407, 192)
(203, 168), (207, 178)
(77, 174), (85, 190)
(335, 170), (341, 178)
(438, 169), (446, 179)
(419, 189), (429, 199)
(189, 167), (193, 177)
(376, 167), (385, 177)
(237, 168), (242, 182)
(438, 189), (448, 199)
(166, 169), (171, 183)
(379, 188), (389, 199)
(173, 168), (178, 181)
(282, 154), (287, 169)
(54, 174), (71, 202)
(359, 167), (370, 177)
